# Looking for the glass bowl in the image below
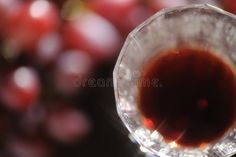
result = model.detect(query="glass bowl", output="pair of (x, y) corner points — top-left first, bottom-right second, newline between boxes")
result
(113, 4), (236, 157)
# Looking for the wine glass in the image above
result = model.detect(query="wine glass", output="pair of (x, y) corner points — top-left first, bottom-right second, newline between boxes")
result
(113, 4), (236, 157)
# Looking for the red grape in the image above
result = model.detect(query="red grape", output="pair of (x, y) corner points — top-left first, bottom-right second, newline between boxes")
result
(187, 0), (221, 6)
(20, 104), (46, 133)
(0, 67), (41, 111)
(63, 11), (122, 63)
(0, 0), (19, 15)
(3, 0), (60, 51)
(221, 0), (236, 13)
(35, 32), (62, 66)
(148, 0), (188, 12)
(45, 107), (91, 144)
(54, 50), (93, 95)
(87, 0), (138, 35)
(0, 0), (21, 33)
(0, 0), (137, 154)
(6, 137), (51, 157)
(128, 5), (154, 29)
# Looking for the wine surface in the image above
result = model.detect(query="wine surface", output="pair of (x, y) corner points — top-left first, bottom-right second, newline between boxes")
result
(139, 47), (236, 147)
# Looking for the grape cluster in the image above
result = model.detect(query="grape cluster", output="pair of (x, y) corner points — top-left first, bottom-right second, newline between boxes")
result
(0, 0), (233, 157)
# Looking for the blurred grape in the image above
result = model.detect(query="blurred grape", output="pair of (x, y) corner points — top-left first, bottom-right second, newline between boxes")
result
(151, 0), (188, 10)
(2, 0), (60, 53)
(187, 0), (220, 6)
(87, 0), (138, 36)
(63, 11), (122, 63)
(221, 0), (236, 13)
(128, 4), (154, 29)
(35, 32), (62, 66)
(45, 106), (91, 144)
(19, 103), (46, 134)
(0, 66), (40, 111)
(6, 137), (51, 157)
(0, 0), (21, 33)
(54, 50), (93, 95)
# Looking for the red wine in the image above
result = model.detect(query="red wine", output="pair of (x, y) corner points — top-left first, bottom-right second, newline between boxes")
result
(139, 47), (236, 147)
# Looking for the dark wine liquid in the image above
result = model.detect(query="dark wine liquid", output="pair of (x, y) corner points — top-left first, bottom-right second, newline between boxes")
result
(139, 47), (236, 147)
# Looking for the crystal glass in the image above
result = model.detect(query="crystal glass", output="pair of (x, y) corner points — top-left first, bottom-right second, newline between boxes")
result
(113, 4), (236, 157)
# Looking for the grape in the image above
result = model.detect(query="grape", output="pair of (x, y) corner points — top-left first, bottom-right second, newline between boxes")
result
(0, 0), (21, 34)
(63, 11), (122, 63)
(221, 0), (236, 13)
(45, 107), (91, 144)
(19, 104), (46, 134)
(6, 137), (51, 157)
(2, 0), (60, 52)
(187, 0), (220, 6)
(54, 50), (93, 95)
(128, 5), (154, 29)
(87, 0), (138, 35)
(35, 32), (62, 66)
(147, 0), (188, 12)
(0, 67), (40, 111)
(0, 0), (147, 155)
